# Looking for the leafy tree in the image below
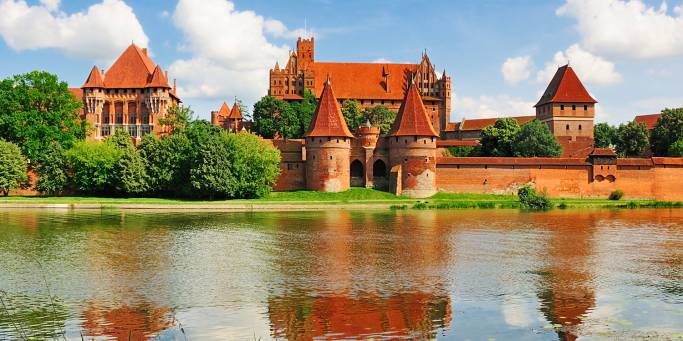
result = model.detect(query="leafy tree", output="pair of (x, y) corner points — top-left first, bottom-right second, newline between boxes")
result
(159, 105), (195, 133)
(0, 71), (85, 162)
(364, 105), (396, 135)
(252, 96), (300, 138)
(615, 121), (649, 157)
(445, 145), (477, 157)
(65, 141), (122, 194)
(138, 133), (192, 196)
(668, 139), (683, 157)
(594, 122), (617, 148)
(235, 98), (251, 120)
(106, 129), (147, 195)
(190, 133), (235, 199)
(35, 142), (68, 195)
(0, 140), (28, 195)
(651, 108), (683, 156)
(290, 90), (319, 135)
(341, 100), (364, 132)
(106, 127), (135, 150)
(479, 118), (521, 157)
(512, 120), (562, 157)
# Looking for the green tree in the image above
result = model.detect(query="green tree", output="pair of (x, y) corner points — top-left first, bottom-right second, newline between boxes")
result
(594, 122), (617, 148)
(290, 90), (319, 136)
(341, 100), (364, 132)
(445, 145), (477, 157)
(615, 121), (649, 157)
(0, 71), (85, 162)
(65, 141), (122, 194)
(252, 96), (300, 138)
(479, 118), (521, 157)
(35, 142), (68, 195)
(0, 140), (28, 195)
(512, 120), (562, 157)
(651, 108), (683, 156)
(106, 129), (148, 195)
(235, 98), (251, 120)
(668, 139), (683, 157)
(139, 133), (192, 196)
(159, 105), (195, 133)
(364, 105), (396, 135)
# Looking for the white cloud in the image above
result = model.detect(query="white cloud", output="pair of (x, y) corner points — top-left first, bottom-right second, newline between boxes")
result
(263, 19), (309, 39)
(455, 93), (536, 120)
(0, 0), (148, 63)
(170, 0), (304, 106)
(558, 0), (683, 59)
(536, 44), (621, 85)
(501, 56), (532, 85)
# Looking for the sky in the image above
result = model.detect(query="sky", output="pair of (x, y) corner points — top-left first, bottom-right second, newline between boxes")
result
(1, 0), (683, 124)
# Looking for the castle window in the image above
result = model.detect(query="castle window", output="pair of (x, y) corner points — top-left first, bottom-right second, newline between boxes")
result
(329, 155), (333, 160)
(572, 105), (576, 111)
(560, 105), (565, 110)
(584, 105), (588, 111)
(287, 163), (293, 171)
(566, 124), (570, 130)
(405, 139), (408, 144)
(327, 137), (331, 142)
(579, 124), (582, 130)
(414, 136), (417, 142)
(395, 137), (399, 142)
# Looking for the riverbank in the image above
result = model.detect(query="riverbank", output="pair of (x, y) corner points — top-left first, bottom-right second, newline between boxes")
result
(1, 189), (680, 211)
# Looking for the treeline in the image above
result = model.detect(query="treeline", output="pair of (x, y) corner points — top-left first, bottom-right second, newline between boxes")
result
(445, 118), (563, 157)
(251, 90), (397, 138)
(594, 108), (683, 157)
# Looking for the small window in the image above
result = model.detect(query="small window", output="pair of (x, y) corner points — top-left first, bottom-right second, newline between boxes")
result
(560, 105), (565, 110)
(579, 125), (582, 130)
(572, 105), (576, 111)
(566, 124), (570, 130)
(329, 155), (333, 160)
(584, 105), (588, 111)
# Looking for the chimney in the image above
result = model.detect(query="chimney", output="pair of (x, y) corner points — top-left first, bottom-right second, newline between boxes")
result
(142, 48), (148, 56)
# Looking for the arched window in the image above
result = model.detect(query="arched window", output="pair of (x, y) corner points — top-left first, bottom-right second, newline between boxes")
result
(566, 124), (570, 131)
(579, 124), (582, 131)
(373, 160), (387, 178)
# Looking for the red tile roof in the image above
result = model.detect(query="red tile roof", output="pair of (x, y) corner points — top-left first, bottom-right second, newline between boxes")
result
(535, 65), (596, 107)
(634, 113), (661, 130)
(82, 66), (104, 88)
(229, 102), (242, 119)
(436, 157), (588, 166)
(388, 81), (439, 137)
(312, 62), (418, 100)
(145, 65), (170, 88)
(459, 116), (535, 131)
(217, 102), (230, 117)
(305, 80), (353, 137)
(101, 44), (157, 88)
(69, 88), (83, 101)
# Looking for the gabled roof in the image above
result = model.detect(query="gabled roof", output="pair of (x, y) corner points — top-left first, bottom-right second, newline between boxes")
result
(459, 116), (535, 131)
(103, 43), (157, 88)
(145, 65), (170, 88)
(305, 80), (353, 137)
(229, 102), (242, 119)
(535, 65), (597, 107)
(388, 80), (439, 137)
(217, 102), (230, 117)
(634, 113), (660, 130)
(82, 66), (104, 88)
(312, 62), (419, 100)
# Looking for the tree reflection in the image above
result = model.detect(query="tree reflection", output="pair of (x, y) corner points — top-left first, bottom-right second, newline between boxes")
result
(81, 301), (175, 341)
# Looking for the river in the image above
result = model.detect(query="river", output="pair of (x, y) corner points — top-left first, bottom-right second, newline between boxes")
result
(0, 208), (681, 340)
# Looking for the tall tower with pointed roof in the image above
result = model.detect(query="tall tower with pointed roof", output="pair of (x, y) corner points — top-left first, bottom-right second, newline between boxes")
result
(387, 79), (439, 198)
(535, 65), (596, 141)
(304, 79), (354, 192)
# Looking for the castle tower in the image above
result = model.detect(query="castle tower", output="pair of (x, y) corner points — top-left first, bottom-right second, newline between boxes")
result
(304, 79), (354, 192)
(355, 121), (381, 189)
(388, 79), (439, 198)
(535, 65), (596, 141)
(82, 66), (106, 136)
(297, 37), (314, 70)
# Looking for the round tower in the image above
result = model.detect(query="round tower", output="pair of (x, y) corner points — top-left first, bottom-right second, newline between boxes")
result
(304, 79), (354, 192)
(388, 79), (439, 198)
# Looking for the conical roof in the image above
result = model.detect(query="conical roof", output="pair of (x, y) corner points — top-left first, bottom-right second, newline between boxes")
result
(304, 80), (353, 137)
(535, 65), (597, 107)
(82, 66), (104, 88)
(146, 65), (170, 88)
(217, 102), (230, 117)
(229, 102), (242, 119)
(388, 80), (439, 137)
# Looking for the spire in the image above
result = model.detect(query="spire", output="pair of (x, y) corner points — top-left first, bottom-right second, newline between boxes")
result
(218, 102), (230, 117)
(535, 64), (596, 107)
(82, 65), (104, 88)
(388, 81), (438, 137)
(304, 80), (353, 137)
(274, 61), (280, 71)
(229, 102), (242, 119)
(146, 65), (170, 88)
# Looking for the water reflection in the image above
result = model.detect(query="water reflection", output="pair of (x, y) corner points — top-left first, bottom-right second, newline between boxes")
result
(81, 301), (175, 340)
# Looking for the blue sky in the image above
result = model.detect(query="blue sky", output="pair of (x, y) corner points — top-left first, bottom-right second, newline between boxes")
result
(1, 0), (682, 124)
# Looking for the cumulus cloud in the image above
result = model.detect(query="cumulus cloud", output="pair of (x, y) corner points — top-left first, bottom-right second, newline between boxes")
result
(170, 0), (304, 106)
(536, 44), (621, 85)
(0, 0), (148, 63)
(455, 93), (536, 120)
(501, 56), (532, 85)
(558, 0), (683, 59)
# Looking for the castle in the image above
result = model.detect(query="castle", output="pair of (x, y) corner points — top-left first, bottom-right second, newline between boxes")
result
(70, 43), (181, 141)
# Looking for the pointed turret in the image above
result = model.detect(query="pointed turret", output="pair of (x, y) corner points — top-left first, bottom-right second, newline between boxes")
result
(218, 102), (230, 117)
(82, 66), (104, 88)
(535, 65), (596, 107)
(146, 65), (171, 88)
(305, 79), (353, 138)
(274, 61), (280, 71)
(389, 79), (439, 137)
(229, 102), (242, 119)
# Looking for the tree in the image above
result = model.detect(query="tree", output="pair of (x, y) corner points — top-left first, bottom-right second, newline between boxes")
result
(159, 105), (195, 133)
(594, 122), (617, 148)
(106, 129), (148, 195)
(651, 108), (683, 156)
(615, 121), (649, 157)
(290, 90), (319, 135)
(445, 146), (477, 157)
(65, 141), (122, 194)
(512, 120), (562, 157)
(0, 140), (27, 195)
(235, 98), (251, 120)
(341, 100), (364, 132)
(668, 139), (683, 157)
(364, 105), (396, 135)
(479, 118), (521, 157)
(252, 96), (300, 138)
(0, 71), (85, 162)
(35, 142), (68, 195)
(139, 132), (192, 196)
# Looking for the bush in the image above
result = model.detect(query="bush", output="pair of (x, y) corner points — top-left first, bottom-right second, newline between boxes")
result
(0, 140), (28, 195)
(35, 142), (68, 195)
(106, 129), (148, 196)
(445, 146), (476, 157)
(609, 189), (624, 201)
(139, 133), (192, 196)
(668, 139), (683, 157)
(518, 185), (554, 210)
(65, 141), (122, 194)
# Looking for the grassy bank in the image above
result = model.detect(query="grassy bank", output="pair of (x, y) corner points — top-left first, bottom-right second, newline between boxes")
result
(1, 188), (680, 210)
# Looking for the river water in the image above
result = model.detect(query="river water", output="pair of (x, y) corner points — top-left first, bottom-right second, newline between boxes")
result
(0, 208), (681, 340)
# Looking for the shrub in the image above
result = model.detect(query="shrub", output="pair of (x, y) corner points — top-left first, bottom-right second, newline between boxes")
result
(106, 129), (148, 196)
(609, 189), (624, 201)
(445, 146), (476, 157)
(518, 185), (554, 210)
(65, 141), (122, 194)
(35, 142), (68, 195)
(668, 139), (683, 157)
(0, 140), (28, 195)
